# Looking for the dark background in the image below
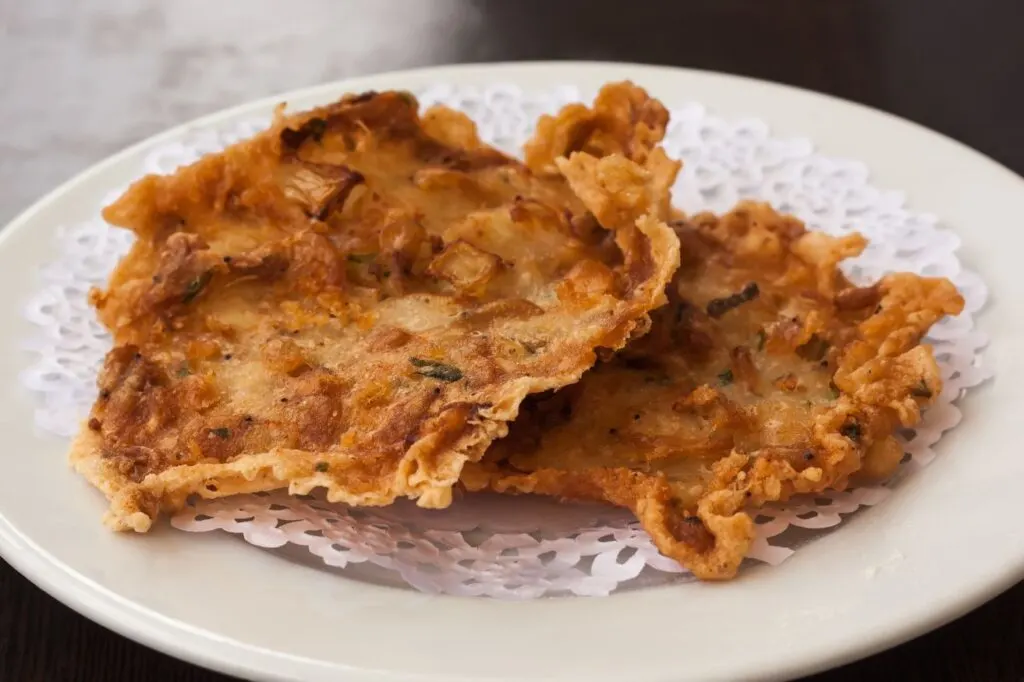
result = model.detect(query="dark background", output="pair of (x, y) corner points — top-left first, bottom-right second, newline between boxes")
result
(1, 0), (1021, 680)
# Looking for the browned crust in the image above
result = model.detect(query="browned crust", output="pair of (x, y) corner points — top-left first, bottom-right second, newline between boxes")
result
(463, 202), (964, 580)
(525, 82), (670, 175)
(73, 83), (682, 532)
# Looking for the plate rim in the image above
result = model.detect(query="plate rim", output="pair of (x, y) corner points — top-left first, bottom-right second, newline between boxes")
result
(1, 60), (1022, 682)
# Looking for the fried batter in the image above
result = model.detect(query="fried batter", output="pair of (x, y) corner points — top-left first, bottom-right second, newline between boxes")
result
(462, 202), (964, 580)
(73, 84), (681, 531)
(525, 83), (670, 176)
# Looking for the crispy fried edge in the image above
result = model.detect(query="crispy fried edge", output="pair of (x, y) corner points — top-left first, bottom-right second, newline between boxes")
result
(463, 211), (965, 580)
(72, 154), (682, 532)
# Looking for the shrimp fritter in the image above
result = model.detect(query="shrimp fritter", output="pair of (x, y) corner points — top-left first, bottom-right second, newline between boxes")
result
(463, 203), (964, 580)
(72, 84), (681, 532)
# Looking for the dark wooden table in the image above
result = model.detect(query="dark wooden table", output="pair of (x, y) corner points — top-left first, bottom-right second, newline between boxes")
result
(2, 0), (1022, 680)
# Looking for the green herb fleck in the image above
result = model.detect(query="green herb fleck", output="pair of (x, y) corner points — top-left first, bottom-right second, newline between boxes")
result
(756, 329), (766, 351)
(717, 368), (734, 386)
(911, 380), (933, 398)
(706, 282), (760, 319)
(840, 421), (861, 442)
(176, 366), (191, 378)
(183, 271), (213, 303)
(410, 357), (463, 382)
(315, 461), (329, 473)
(346, 253), (376, 264)
(797, 334), (830, 362)
(211, 427), (231, 439)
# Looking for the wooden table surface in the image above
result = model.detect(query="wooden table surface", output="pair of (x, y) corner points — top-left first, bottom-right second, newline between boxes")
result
(1, 0), (1021, 680)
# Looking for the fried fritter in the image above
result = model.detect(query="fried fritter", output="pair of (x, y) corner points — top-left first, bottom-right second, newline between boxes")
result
(525, 82), (670, 176)
(73, 84), (681, 532)
(462, 202), (964, 580)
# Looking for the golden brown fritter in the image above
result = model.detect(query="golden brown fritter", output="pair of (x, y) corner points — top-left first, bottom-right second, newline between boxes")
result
(525, 83), (670, 176)
(462, 202), (964, 580)
(73, 84), (681, 532)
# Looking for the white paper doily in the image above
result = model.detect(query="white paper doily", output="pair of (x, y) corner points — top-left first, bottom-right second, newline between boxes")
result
(20, 84), (991, 599)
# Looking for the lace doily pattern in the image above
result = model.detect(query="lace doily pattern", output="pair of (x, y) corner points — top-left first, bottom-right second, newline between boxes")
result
(20, 84), (991, 598)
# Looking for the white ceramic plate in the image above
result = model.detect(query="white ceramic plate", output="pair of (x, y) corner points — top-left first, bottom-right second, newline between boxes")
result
(1, 62), (1021, 682)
